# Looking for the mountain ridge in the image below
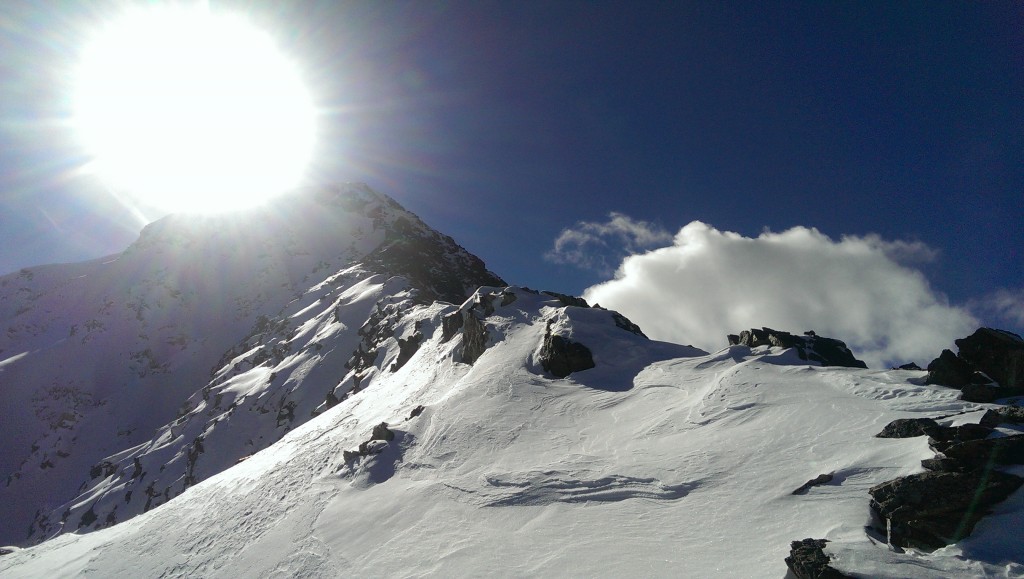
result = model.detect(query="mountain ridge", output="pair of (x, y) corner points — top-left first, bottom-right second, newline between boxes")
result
(1, 184), (1022, 578)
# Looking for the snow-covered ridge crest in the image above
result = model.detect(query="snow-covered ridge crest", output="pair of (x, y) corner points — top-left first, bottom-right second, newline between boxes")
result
(4, 283), (1018, 577)
(0, 183), (502, 546)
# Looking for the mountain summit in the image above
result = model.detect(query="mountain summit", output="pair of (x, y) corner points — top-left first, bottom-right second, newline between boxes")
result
(0, 183), (502, 544)
(1, 185), (1022, 578)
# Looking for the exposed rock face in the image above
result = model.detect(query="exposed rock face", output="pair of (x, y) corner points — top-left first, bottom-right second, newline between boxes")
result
(926, 349), (979, 388)
(926, 329), (1024, 401)
(784, 538), (851, 579)
(539, 321), (595, 378)
(955, 328), (1024, 389)
(868, 470), (1024, 550)
(726, 328), (867, 368)
(875, 418), (940, 439)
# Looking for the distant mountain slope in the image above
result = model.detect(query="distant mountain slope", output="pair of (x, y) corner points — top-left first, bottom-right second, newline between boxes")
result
(0, 183), (503, 545)
(3, 285), (1019, 577)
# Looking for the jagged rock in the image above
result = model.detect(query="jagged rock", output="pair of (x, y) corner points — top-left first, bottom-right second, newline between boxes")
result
(784, 538), (851, 578)
(390, 332), (423, 372)
(875, 418), (940, 439)
(925, 349), (975, 388)
(937, 434), (1024, 470)
(987, 406), (1024, 425)
(727, 328), (867, 368)
(539, 322), (595, 378)
(954, 328), (1024, 390)
(926, 423), (994, 448)
(791, 473), (834, 495)
(895, 362), (923, 370)
(869, 470), (1024, 550)
(461, 314), (488, 365)
(408, 405), (425, 420)
(920, 457), (970, 472)
(371, 422), (395, 442)
(541, 291), (590, 308)
(611, 312), (646, 337)
(958, 383), (999, 401)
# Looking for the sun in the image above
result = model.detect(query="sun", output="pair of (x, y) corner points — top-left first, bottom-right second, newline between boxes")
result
(73, 6), (317, 214)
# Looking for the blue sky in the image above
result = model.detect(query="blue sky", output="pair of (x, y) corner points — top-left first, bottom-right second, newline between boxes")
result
(1, 1), (1022, 353)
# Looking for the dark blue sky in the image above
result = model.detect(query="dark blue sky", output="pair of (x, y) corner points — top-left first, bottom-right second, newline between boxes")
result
(1, 1), (1021, 311)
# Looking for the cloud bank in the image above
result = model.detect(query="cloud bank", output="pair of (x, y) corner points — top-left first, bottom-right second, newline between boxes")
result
(581, 221), (978, 368)
(545, 213), (673, 275)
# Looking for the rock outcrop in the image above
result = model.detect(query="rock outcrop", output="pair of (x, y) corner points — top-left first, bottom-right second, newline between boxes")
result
(784, 538), (851, 579)
(926, 328), (1024, 401)
(727, 328), (867, 368)
(539, 321), (595, 378)
(868, 470), (1023, 550)
(870, 411), (1024, 550)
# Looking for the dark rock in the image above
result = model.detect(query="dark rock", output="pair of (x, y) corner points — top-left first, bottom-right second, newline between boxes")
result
(920, 457), (970, 472)
(539, 322), (595, 378)
(784, 538), (851, 579)
(371, 422), (395, 442)
(869, 470), (1024, 550)
(960, 383), (1003, 403)
(991, 406), (1024, 424)
(461, 314), (488, 365)
(926, 423), (994, 447)
(408, 405), (425, 420)
(895, 362), (923, 371)
(954, 328), (1024, 389)
(792, 473), (834, 495)
(77, 506), (97, 529)
(979, 409), (1004, 428)
(441, 310), (464, 342)
(876, 418), (940, 439)
(0, 546), (17, 556)
(612, 312), (647, 338)
(362, 217), (506, 305)
(542, 291), (590, 308)
(926, 349), (975, 388)
(727, 327), (867, 368)
(390, 332), (423, 372)
(939, 434), (1024, 469)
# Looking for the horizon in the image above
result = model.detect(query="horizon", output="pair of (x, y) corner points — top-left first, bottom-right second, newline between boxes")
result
(1, 1), (1021, 354)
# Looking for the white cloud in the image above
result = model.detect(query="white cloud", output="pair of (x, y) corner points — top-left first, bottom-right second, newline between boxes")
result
(582, 221), (978, 368)
(970, 288), (1024, 328)
(545, 213), (673, 274)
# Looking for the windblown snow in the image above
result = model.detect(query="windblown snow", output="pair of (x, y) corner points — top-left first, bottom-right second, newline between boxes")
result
(1, 185), (1021, 577)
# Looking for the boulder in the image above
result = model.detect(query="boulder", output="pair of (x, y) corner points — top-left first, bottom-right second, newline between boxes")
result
(869, 470), (1024, 550)
(954, 328), (1024, 389)
(925, 349), (975, 388)
(784, 538), (851, 579)
(875, 418), (940, 439)
(727, 328), (867, 368)
(938, 434), (1024, 470)
(539, 322), (595, 378)
(895, 362), (923, 371)
(371, 422), (395, 442)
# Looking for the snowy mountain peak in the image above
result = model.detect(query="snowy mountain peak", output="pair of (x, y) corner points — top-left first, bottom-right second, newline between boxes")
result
(0, 183), (502, 545)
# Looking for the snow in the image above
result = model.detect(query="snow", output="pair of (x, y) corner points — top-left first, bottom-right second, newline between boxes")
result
(3, 285), (1021, 577)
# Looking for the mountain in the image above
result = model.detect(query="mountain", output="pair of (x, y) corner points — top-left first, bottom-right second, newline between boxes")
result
(1, 184), (1022, 577)
(0, 183), (503, 545)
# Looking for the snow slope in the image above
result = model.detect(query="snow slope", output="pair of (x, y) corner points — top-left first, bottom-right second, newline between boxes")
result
(0, 183), (503, 545)
(3, 286), (1021, 577)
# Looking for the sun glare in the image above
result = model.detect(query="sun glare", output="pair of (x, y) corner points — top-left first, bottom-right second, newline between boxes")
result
(73, 6), (316, 214)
